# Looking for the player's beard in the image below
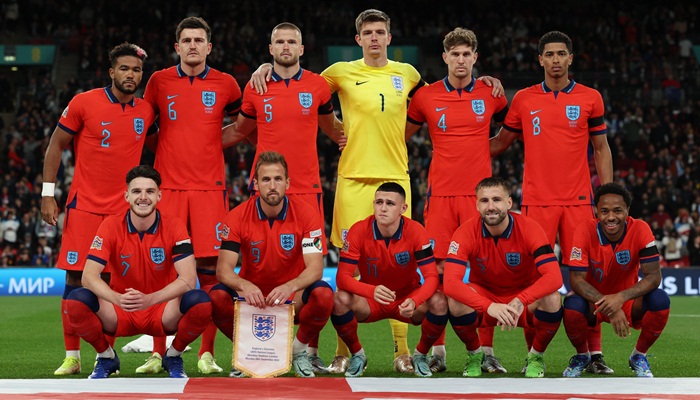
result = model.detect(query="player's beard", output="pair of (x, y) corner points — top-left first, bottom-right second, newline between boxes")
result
(114, 79), (138, 95)
(262, 191), (283, 207)
(274, 54), (299, 68)
(482, 209), (507, 227)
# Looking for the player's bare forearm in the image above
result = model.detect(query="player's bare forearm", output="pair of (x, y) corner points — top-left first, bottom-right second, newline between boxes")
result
(619, 261), (661, 302)
(489, 127), (517, 156)
(82, 261), (119, 305)
(284, 253), (323, 294)
(216, 249), (242, 291)
(592, 134), (613, 184)
(570, 271), (604, 303)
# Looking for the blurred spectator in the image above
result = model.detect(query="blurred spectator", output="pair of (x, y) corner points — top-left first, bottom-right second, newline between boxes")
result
(662, 229), (684, 263)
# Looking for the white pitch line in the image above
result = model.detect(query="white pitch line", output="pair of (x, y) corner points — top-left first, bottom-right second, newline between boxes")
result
(346, 377), (700, 395)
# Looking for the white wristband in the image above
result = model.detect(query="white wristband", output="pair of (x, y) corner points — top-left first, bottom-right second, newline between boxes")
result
(42, 182), (56, 197)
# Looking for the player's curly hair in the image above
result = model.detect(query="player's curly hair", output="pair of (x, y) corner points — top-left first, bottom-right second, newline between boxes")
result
(126, 165), (162, 187)
(108, 42), (147, 67)
(538, 30), (573, 55)
(176, 16), (211, 42)
(594, 182), (632, 208)
(355, 9), (390, 34)
(443, 27), (478, 53)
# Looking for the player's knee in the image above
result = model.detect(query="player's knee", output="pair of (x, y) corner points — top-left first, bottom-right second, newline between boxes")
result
(209, 283), (238, 305)
(180, 289), (211, 314)
(428, 292), (448, 314)
(333, 290), (353, 314)
(302, 280), (333, 304)
(539, 291), (563, 312)
(643, 288), (670, 312)
(66, 287), (99, 313)
(563, 294), (589, 314)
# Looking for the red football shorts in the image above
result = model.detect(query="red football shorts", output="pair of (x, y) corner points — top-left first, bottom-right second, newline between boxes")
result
(159, 189), (228, 258)
(523, 204), (595, 265)
(425, 195), (478, 260)
(57, 207), (111, 271)
(112, 302), (169, 337)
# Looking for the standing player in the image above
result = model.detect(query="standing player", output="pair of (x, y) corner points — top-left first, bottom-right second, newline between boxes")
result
(331, 182), (447, 377)
(562, 183), (669, 378)
(143, 16), (242, 374)
(443, 177), (563, 378)
(65, 165), (212, 379)
(41, 42), (155, 376)
(490, 30), (613, 374)
(405, 27), (508, 374)
(208, 151), (333, 378)
(220, 22), (341, 373)
(250, 10), (503, 374)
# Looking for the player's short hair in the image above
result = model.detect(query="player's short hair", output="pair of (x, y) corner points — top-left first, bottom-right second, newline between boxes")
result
(538, 30), (573, 55)
(355, 9), (390, 34)
(271, 22), (302, 43)
(475, 177), (511, 197)
(108, 42), (147, 67)
(443, 27), (478, 53)
(126, 165), (161, 187)
(594, 182), (632, 208)
(176, 16), (211, 42)
(376, 182), (405, 200)
(254, 151), (289, 179)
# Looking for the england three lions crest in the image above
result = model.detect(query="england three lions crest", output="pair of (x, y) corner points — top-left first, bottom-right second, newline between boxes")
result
(506, 252), (521, 267)
(298, 92), (313, 109)
(280, 234), (295, 251)
(202, 91), (216, 107)
(391, 76), (404, 91)
(66, 251), (78, 265)
(150, 247), (165, 264)
(133, 118), (144, 135)
(252, 314), (276, 341)
(472, 100), (485, 115)
(394, 251), (410, 266)
(566, 105), (580, 121)
(615, 250), (631, 266)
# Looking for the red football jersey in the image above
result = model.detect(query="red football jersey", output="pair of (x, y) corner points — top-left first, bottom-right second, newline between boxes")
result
(568, 216), (659, 295)
(444, 212), (562, 312)
(337, 215), (438, 307)
(407, 78), (508, 196)
(220, 196), (324, 296)
(144, 65), (242, 190)
(503, 81), (607, 205)
(241, 69), (333, 194)
(87, 210), (192, 294)
(58, 87), (155, 214)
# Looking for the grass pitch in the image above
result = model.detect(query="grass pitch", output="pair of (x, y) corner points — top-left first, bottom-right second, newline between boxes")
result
(0, 295), (697, 379)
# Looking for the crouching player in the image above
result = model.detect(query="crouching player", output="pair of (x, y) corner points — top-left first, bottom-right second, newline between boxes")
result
(66, 166), (212, 378)
(330, 182), (447, 378)
(443, 177), (563, 378)
(563, 183), (669, 378)
(208, 151), (333, 378)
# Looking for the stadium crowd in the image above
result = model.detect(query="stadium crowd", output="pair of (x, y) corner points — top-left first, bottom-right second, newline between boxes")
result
(0, 0), (698, 268)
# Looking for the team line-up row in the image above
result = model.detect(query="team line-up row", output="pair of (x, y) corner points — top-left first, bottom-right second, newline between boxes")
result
(41, 9), (666, 379)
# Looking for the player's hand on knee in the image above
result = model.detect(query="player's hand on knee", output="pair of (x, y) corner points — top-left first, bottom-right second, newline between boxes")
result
(373, 285), (396, 305)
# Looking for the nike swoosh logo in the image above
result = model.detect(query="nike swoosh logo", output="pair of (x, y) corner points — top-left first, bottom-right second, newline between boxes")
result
(166, 94), (179, 100)
(476, 257), (487, 262)
(435, 107), (448, 112)
(530, 110), (542, 115)
(263, 97), (276, 103)
(251, 240), (264, 246)
(214, 245), (221, 250)
(101, 121), (112, 126)
(120, 254), (132, 259)
(590, 259), (601, 264)
(355, 81), (369, 85)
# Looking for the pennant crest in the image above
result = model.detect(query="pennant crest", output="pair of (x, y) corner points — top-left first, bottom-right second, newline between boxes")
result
(252, 314), (276, 341)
